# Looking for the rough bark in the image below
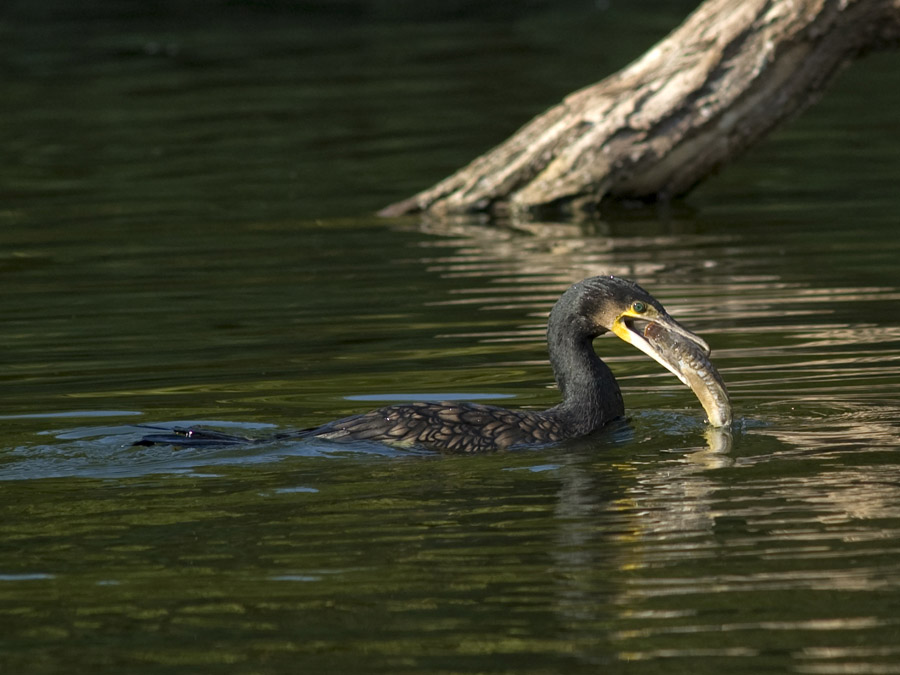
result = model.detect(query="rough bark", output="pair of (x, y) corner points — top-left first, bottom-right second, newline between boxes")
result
(381, 0), (900, 220)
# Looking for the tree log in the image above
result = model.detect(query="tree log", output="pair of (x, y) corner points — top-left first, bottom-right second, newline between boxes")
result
(381, 0), (900, 220)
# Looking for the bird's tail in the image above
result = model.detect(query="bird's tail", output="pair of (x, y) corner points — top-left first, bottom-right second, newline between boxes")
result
(132, 425), (255, 448)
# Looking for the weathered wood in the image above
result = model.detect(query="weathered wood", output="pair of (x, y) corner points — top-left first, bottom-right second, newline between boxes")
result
(381, 0), (900, 219)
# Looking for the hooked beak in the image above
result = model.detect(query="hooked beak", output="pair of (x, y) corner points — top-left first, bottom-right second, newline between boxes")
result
(611, 308), (732, 427)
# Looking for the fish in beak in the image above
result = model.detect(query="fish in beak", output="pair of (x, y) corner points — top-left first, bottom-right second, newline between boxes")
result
(611, 303), (732, 427)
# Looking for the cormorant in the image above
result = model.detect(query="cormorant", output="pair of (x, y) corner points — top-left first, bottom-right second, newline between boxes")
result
(136, 276), (731, 453)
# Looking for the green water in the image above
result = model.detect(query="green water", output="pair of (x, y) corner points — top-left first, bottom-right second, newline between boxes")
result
(3, 2), (900, 673)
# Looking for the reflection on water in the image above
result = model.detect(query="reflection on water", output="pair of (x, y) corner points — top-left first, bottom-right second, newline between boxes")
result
(3, 1), (900, 673)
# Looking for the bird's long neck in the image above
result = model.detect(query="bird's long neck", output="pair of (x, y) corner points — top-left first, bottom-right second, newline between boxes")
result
(545, 316), (624, 436)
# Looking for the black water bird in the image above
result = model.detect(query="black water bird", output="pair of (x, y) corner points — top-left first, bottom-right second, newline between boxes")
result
(136, 276), (731, 453)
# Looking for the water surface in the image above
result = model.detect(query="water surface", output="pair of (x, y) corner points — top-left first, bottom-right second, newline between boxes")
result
(2, 2), (900, 673)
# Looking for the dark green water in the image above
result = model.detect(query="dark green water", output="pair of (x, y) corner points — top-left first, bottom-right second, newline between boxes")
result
(3, 2), (900, 673)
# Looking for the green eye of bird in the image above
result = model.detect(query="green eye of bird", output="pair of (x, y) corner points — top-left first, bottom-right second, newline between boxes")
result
(632, 301), (647, 313)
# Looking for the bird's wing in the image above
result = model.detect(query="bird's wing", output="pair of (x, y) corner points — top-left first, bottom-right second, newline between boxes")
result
(314, 401), (562, 453)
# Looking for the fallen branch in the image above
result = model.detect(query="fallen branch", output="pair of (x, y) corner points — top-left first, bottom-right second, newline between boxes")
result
(381, 0), (900, 219)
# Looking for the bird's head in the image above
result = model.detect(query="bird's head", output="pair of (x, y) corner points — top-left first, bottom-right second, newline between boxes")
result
(574, 276), (732, 427)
